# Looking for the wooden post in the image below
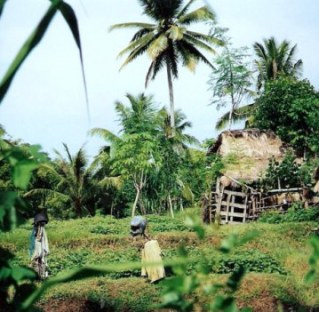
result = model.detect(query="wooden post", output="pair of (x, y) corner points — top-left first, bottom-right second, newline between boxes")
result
(225, 193), (231, 223)
(230, 194), (235, 223)
(216, 183), (224, 222)
(243, 195), (248, 223)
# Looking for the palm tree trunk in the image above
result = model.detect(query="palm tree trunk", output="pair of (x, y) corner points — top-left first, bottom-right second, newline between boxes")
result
(166, 60), (175, 133)
(75, 198), (82, 217)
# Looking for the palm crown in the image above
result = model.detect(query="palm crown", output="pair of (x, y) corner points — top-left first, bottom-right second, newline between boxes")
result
(254, 37), (303, 89)
(110, 0), (223, 129)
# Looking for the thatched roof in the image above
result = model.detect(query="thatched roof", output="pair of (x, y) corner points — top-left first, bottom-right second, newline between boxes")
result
(208, 129), (288, 182)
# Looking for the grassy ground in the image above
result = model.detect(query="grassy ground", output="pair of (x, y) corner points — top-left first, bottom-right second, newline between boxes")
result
(1, 208), (319, 311)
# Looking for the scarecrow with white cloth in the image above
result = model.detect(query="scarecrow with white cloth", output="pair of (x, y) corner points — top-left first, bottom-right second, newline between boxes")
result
(30, 209), (49, 280)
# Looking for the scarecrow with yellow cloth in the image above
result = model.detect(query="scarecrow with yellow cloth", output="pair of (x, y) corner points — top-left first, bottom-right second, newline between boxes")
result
(130, 216), (165, 283)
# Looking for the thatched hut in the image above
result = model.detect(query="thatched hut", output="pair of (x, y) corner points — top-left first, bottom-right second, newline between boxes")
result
(208, 128), (288, 184)
(204, 129), (302, 224)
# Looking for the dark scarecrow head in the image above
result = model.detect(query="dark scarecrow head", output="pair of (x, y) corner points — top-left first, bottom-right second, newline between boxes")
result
(130, 216), (147, 237)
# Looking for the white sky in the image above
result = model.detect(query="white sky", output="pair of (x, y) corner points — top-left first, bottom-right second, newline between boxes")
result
(0, 0), (318, 157)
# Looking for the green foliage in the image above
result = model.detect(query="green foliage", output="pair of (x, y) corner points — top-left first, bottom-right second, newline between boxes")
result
(90, 225), (121, 235)
(253, 37), (302, 90)
(91, 94), (203, 217)
(25, 144), (110, 218)
(253, 77), (319, 156)
(212, 250), (287, 275)
(261, 151), (301, 190)
(159, 220), (254, 312)
(208, 45), (254, 130)
(111, 0), (223, 128)
(0, 143), (47, 231)
(258, 204), (319, 224)
(0, 0), (87, 104)
(0, 141), (48, 310)
(305, 235), (319, 283)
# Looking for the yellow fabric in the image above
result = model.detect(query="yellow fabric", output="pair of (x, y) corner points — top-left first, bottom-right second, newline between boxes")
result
(141, 239), (165, 283)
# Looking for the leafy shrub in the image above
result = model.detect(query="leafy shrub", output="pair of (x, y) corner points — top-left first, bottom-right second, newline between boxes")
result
(90, 225), (121, 235)
(259, 205), (319, 224)
(212, 249), (287, 275)
(145, 215), (192, 233)
(48, 249), (91, 276)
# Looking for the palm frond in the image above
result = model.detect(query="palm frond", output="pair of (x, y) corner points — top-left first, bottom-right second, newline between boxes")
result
(24, 188), (68, 201)
(165, 43), (179, 78)
(176, 0), (197, 18)
(62, 143), (73, 164)
(145, 61), (155, 88)
(177, 40), (215, 69)
(98, 176), (122, 189)
(88, 128), (120, 144)
(178, 6), (216, 25)
(183, 33), (218, 54)
(186, 30), (224, 46)
(0, 0), (8, 17)
(138, 0), (183, 20)
(109, 22), (155, 32)
(119, 40), (151, 70)
(148, 34), (169, 59)
(117, 32), (154, 59)
(151, 53), (166, 80)
(38, 163), (63, 181)
(215, 103), (256, 130)
(73, 148), (87, 182)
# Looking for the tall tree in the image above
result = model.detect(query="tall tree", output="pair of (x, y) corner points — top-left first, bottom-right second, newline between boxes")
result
(208, 46), (253, 130)
(90, 93), (161, 217)
(156, 108), (198, 217)
(253, 37), (303, 90)
(110, 0), (223, 130)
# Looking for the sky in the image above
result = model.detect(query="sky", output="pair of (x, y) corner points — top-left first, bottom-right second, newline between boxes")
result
(0, 0), (318, 158)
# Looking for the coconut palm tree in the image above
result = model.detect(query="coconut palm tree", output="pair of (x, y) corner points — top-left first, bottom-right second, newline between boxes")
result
(110, 0), (223, 130)
(254, 37), (303, 90)
(25, 144), (102, 217)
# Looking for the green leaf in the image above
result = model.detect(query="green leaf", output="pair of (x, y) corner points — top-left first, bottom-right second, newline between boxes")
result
(55, 0), (89, 115)
(0, 0), (61, 103)
(0, 0), (8, 17)
(13, 160), (39, 189)
(184, 216), (205, 239)
(0, 192), (19, 231)
(226, 265), (246, 291)
(11, 266), (37, 282)
(0, 266), (12, 281)
(211, 296), (238, 312)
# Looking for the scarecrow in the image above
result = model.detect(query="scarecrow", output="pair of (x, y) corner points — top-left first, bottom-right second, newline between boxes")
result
(130, 216), (165, 283)
(29, 209), (49, 280)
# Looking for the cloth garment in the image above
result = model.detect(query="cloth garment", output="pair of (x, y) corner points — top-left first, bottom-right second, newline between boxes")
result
(141, 239), (165, 283)
(30, 226), (49, 279)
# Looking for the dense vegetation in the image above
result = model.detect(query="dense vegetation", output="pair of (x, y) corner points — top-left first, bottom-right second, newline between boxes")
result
(1, 210), (319, 311)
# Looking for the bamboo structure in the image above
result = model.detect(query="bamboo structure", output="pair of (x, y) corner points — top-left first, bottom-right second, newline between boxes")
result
(205, 183), (304, 224)
(204, 129), (308, 224)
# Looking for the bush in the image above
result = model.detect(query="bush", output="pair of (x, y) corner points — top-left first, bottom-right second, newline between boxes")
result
(212, 249), (287, 275)
(258, 205), (319, 224)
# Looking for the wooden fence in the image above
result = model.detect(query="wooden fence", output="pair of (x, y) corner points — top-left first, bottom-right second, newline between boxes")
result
(203, 185), (304, 224)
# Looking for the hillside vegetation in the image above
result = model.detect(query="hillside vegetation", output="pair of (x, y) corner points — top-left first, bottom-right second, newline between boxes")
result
(1, 208), (319, 311)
